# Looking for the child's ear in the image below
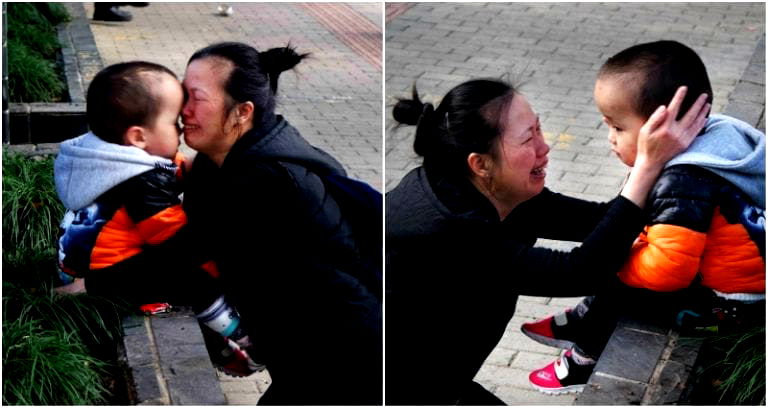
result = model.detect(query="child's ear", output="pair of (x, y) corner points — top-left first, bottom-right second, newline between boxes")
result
(123, 126), (148, 149)
(467, 152), (493, 179)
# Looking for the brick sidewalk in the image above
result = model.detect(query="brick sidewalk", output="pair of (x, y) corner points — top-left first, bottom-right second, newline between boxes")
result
(84, 3), (381, 404)
(85, 2), (382, 190)
(385, 3), (764, 404)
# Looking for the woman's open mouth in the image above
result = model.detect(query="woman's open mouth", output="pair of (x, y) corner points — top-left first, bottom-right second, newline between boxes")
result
(531, 165), (547, 177)
(184, 125), (200, 133)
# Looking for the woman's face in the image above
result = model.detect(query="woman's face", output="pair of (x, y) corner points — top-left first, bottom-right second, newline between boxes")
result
(488, 94), (550, 207)
(182, 57), (238, 162)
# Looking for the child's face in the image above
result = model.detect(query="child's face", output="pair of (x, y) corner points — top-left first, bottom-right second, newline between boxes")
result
(143, 74), (184, 159)
(594, 75), (646, 167)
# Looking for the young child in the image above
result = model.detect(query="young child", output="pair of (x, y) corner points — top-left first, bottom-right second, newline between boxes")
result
(523, 40), (765, 394)
(53, 61), (263, 377)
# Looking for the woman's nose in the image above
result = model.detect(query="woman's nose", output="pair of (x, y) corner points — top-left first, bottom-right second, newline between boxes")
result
(182, 102), (192, 118)
(539, 140), (550, 157)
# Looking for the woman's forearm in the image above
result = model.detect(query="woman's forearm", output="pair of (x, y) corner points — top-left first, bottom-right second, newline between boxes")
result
(619, 158), (661, 209)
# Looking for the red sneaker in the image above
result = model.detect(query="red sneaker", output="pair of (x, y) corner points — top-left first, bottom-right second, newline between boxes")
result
(521, 309), (576, 349)
(529, 348), (595, 395)
(213, 338), (266, 378)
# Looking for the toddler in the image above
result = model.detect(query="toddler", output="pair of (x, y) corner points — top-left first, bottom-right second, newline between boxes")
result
(524, 40), (765, 394)
(54, 61), (263, 377)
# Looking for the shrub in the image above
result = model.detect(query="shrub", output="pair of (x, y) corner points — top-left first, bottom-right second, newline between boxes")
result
(2, 152), (125, 404)
(6, 3), (69, 102)
(7, 38), (65, 103)
(712, 325), (765, 404)
(2, 282), (124, 405)
(2, 152), (64, 259)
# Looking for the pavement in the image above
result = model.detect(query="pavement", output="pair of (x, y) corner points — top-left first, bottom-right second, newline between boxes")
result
(85, 2), (382, 191)
(385, 3), (764, 405)
(82, 3), (381, 404)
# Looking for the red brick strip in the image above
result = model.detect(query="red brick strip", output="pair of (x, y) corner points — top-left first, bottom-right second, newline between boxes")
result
(385, 3), (413, 23)
(299, 3), (381, 71)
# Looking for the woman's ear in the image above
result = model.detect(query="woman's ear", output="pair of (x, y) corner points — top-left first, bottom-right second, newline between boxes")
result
(237, 101), (255, 124)
(123, 126), (147, 149)
(467, 152), (492, 178)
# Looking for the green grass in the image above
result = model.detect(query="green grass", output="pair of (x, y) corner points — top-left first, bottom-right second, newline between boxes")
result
(2, 152), (126, 405)
(2, 282), (124, 405)
(7, 38), (66, 103)
(712, 325), (765, 405)
(6, 3), (69, 102)
(2, 152), (64, 257)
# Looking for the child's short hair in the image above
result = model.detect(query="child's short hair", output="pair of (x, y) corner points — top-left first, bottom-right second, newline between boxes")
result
(86, 61), (177, 144)
(598, 40), (713, 120)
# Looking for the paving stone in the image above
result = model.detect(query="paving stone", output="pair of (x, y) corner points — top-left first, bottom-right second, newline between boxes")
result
(644, 360), (691, 405)
(575, 373), (646, 405)
(668, 336), (706, 368)
(510, 351), (559, 370)
(131, 365), (166, 405)
(494, 385), (577, 405)
(595, 326), (667, 383)
(484, 346), (516, 367)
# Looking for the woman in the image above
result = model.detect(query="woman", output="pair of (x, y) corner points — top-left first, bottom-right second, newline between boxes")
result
(179, 42), (381, 405)
(385, 79), (708, 404)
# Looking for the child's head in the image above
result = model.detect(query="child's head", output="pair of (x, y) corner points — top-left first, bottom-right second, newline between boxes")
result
(594, 40), (713, 166)
(87, 61), (184, 159)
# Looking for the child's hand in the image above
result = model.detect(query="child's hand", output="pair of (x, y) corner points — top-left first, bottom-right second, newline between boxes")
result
(54, 278), (87, 295)
(621, 86), (709, 208)
(635, 86), (710, 169)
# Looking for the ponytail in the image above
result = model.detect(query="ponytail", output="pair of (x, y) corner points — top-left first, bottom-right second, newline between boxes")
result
(259, 44), (310, 94)
(393, 85), (438, 157)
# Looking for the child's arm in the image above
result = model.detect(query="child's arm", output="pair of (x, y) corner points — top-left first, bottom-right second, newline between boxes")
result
(121, 167), (188, 244)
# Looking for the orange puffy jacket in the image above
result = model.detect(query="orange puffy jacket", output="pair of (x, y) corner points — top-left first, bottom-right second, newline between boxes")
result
(58, 155), (218, 279)
(618, 165), (764, 294)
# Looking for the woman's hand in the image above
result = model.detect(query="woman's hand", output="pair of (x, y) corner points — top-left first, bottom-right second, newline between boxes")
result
(621, 86), (710, 208)
(634, 86), (710, 169)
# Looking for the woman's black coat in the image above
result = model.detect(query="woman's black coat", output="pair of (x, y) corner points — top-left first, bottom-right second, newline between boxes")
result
(385, 166), (647, 405)
(182, 114), (382, 405)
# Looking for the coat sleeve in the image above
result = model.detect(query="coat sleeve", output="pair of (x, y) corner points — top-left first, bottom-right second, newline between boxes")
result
(519, 188), (614, 241)
(120, 168), (188, 244)
(617, 165), (717, 291)
(500, 195), (647, 296)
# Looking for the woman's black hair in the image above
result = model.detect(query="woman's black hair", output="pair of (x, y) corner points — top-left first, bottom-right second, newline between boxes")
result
(393, 79), (517, 178)
(87, 61), (177, 144)
(188, 41), (310, 126)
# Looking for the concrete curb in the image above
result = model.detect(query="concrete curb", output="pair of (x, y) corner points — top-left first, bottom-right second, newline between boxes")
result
(723, 34), (766, 131)
(122, 310), (226, 405)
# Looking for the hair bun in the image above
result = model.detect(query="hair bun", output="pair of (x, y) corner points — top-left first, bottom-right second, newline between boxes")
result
(260, 44), (310, 92)
(393, 85), (432, 126)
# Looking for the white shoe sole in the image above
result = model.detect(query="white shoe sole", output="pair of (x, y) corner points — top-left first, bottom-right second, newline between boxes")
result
(529, 381), (585, 395)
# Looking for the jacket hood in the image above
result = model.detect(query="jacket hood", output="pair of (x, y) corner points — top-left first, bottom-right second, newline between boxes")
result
(667, 114), (765, 208)
(232, 115), (346, 176)
(54, 132), (173, 210)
